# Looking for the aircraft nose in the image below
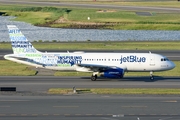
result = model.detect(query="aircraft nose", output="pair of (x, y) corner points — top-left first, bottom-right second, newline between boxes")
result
(169, 61), (175, 70)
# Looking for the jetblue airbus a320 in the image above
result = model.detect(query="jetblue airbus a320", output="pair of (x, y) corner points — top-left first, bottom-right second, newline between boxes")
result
(4, 25), (175, 81)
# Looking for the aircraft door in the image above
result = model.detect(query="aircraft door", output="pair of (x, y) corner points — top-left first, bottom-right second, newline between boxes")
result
(150, 53), (155, 66)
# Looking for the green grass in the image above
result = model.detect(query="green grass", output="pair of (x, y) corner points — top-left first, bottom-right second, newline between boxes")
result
(58, 9), (180, 30)
(0, 60), (36, 76)
(1, 4), (180, 30)
(1, 6), (69, 25)
(10, 11), (53, 25)
(1, 41), (180, 50)
(48, 88), (180, 95)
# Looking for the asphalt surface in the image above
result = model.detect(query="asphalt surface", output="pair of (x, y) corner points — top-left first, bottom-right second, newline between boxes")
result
(1, 0), (180, 13)
(1, 76), (180, 120)
(1, 49), (180, 61)
(1, 76), (180, 92)
(0, 95), (180, 120)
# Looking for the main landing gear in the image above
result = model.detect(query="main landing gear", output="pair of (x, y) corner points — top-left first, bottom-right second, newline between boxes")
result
(91, 72), (98, 81)
(150, 71), (154, 80)
(91, 75), (97, 81)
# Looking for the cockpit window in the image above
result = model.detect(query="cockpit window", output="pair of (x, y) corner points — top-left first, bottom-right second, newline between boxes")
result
(161, 58), (169, 61)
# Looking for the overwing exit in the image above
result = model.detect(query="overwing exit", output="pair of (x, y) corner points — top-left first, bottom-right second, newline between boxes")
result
(4, 25), (175, 81)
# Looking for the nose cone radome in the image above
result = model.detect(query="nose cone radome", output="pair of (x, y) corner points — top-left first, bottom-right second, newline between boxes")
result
(169, 61), (175, 70)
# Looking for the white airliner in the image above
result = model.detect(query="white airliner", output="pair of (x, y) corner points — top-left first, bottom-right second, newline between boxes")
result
(4, 25), (175, 81)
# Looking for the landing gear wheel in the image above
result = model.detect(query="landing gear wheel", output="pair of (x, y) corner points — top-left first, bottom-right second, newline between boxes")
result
(150, 71), (154, 80)
(91, 75), (97, 81)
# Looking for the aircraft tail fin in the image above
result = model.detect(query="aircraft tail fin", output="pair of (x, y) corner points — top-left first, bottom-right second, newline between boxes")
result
(7, 25), (40, 54)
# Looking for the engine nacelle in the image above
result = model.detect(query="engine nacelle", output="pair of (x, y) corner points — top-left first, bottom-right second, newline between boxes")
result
(100, 68), (124, 78)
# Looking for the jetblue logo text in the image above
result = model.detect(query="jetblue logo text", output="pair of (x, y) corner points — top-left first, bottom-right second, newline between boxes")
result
(120, 55), (146, 64)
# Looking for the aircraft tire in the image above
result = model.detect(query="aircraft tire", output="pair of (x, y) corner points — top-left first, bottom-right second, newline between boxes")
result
(91, 75), (97, 81)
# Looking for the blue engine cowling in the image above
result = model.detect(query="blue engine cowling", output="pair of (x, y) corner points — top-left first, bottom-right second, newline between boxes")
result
(100, 68), (124, 78)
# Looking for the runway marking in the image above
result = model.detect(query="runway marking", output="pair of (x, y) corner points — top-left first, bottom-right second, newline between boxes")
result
(162, 100), (177, 103)
(112, 114), (124, 117)
(122, 106), (147, 108)
(53, 106), (79, 108)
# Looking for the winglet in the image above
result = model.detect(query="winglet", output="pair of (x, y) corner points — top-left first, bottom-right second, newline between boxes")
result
(7, 25), (40, 54)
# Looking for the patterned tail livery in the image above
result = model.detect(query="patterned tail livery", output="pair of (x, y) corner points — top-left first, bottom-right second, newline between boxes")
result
(7, 25), (40, 54)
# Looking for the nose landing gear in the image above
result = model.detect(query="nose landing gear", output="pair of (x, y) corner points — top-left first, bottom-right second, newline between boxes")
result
(150, 71), (154, 80)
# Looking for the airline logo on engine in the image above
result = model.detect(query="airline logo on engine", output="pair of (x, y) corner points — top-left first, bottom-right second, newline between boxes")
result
(120, 55), (146, 64)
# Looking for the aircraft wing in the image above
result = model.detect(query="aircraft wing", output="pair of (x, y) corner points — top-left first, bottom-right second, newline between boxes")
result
(76, 63), (119, 72)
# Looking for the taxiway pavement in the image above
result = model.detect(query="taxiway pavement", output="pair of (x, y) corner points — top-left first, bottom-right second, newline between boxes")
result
(0, 76), (180, 92)
(0, 95), (180, 120)
(0, 76), (180, 120)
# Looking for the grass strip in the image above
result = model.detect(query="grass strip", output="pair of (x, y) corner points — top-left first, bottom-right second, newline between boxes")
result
(48, 88), (180, 95)
(0, 60), (36, 76)
(1, 41), (180, 50)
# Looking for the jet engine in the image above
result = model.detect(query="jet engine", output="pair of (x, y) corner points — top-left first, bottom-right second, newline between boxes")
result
(100, 68), (124, 78)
